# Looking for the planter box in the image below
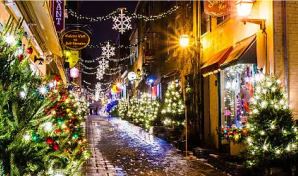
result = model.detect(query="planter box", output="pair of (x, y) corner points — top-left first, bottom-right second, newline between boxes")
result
(230, 142), (246, 156)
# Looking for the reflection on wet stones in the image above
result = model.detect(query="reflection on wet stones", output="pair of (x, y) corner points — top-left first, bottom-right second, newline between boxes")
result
(86, 116), (227, 176)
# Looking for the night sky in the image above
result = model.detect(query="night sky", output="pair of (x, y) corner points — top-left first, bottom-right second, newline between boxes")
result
(66, 1), (138, 90)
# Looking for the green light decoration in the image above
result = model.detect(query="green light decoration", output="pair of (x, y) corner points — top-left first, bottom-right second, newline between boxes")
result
(245, 76), (298, 169)
(31, 133), (39, 142)
(57, 118), (64, 126)
(72, 133), (79, 139)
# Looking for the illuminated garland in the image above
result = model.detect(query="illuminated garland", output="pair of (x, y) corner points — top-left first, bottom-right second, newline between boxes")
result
(88, 38), (146, 49)
(82, 80), (91, 85)
(68, 6), (179, 23)
(108, 52), (135, 62)
(68, 8), (119, 22)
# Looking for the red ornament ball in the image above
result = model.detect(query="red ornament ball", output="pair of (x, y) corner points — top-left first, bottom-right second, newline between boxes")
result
(26, 47), (33, 54)
(17, 54), (24, 62)
(54, 129), (62, 134)
(46, 137), (54, 145)
(53, 143), (59, 151)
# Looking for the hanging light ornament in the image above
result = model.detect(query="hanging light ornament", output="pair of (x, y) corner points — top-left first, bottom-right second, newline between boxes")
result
(70, 67), (80, 78)
(101, 42), (115, 59)
(112, 8), (132, 34)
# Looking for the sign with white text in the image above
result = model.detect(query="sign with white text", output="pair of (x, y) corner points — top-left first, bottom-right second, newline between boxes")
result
(61, 30), (90, 50)
(51, 0), (65, 32)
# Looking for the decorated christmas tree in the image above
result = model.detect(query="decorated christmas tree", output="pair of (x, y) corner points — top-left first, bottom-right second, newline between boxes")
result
(246, 76), (298, 168)
(117, 99), (128, 118)
(0, 26), (89, 175)
(161, 81), (184, 127)
(136, 93), (159, 130)
(127, 96), (139, 121)
(43, 86), (90, 175)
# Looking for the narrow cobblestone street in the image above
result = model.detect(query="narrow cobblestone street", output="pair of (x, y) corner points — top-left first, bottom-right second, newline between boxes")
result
(85, 115), (227, 176)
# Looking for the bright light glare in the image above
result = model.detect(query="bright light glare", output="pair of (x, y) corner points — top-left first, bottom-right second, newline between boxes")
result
(236, 1), (253, 17)
(179, 34), (189, 48)
(5, 34), (16, 45)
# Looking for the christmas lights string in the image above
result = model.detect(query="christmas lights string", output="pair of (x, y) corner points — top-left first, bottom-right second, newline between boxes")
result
(104, 69), (121, 76)
(81, 52), (135, 66)
(68, 8), (119, 22)
(82, 80), (91, 85)
(108, 52), (135, 62)
(68, 6), (179, 23)
(87, 38), (146, 49)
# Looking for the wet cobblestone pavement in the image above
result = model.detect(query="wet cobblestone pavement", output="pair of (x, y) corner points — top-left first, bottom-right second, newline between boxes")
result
(86, 115), (227, 176)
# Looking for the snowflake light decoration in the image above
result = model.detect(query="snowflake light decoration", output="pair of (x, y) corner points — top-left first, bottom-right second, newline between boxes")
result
(99, 58), (109, 69)
(95, 83), (102, 92)
(112, 9), (132, 34)
(101, 42), (115, 59)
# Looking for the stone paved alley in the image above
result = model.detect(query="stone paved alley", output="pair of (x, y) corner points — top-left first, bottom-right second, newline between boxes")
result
(85, 115), (227, 176)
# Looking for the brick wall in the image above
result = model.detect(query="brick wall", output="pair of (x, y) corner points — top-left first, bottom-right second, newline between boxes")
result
(273, 1), (298, 118)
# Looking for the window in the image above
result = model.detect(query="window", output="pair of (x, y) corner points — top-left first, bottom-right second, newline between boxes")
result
(217, 15), (230, 25)
(221, 64), (258, 129)
(200, 1), (211, 35)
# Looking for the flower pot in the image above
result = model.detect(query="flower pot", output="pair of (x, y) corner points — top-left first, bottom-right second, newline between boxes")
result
(230, 142), (246, 156)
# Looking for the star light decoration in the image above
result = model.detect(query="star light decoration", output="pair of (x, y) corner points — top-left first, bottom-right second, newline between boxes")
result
(101, 42), (115, 59)
(112, 8), (132, 34)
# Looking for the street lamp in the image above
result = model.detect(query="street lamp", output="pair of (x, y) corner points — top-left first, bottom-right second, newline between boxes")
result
(178, 34), (192, 158)
(236, 0), (265, 31)
(179, 34), (190, 48)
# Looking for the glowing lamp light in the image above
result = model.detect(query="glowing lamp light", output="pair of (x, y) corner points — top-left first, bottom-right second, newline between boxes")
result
(43, 122), (53, 132)
(23, 134), (31, 141)
(236, 0), (254, 17)
(5, 34), (16, 45)
(39, 86), (48, 95)
(70, 67), (79, 78)
(179, 34), (190, 48)
(128, 71), (137, 81)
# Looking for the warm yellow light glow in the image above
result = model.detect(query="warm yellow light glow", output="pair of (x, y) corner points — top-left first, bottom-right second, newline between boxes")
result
(179, 34), (190, 48)
(236, 0), (254, 17)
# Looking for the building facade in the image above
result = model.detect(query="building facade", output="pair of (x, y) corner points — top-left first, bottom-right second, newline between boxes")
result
(0, 0), (66, 83)
(200, 0), (298, 155)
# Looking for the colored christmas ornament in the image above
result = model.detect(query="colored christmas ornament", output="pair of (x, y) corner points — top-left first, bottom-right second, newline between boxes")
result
(17, 54), (24, 62)
(53, 143), (59, 151)
(46, 137), (54, 145)
(26, 46), (33, 54)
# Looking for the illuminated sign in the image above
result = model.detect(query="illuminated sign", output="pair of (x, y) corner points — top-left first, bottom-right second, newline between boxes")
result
(52, 0), (65, 32)
(61, 30), (90, 50)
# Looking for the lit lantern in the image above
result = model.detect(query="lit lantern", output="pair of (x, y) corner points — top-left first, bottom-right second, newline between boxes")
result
(128, 71), (137, 81)
(236, 0), (254, 17)
(179, 34), (190, 48)
(70, 67), (79, 78)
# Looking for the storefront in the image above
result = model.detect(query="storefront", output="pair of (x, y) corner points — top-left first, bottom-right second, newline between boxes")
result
(202, 35), (261, 154)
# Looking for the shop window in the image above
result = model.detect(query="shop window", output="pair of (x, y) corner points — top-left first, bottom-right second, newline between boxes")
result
(217, 15), (230, 25)
(200, 1), (211, 35)
(221, 64), (258, 129)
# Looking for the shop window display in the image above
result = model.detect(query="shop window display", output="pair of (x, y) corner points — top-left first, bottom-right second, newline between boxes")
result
(220, 64), (257, 142)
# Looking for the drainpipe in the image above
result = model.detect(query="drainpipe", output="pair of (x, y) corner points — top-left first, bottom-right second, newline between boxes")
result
(282, 1), (289, 99)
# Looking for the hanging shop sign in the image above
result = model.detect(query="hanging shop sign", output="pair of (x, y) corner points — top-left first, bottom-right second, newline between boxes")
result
(204, 1), (231, 17)
(51, 0), (65, 32)
(61, 30), (90, 50)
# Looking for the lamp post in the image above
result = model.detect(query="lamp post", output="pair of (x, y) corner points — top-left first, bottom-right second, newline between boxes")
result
(179, 34), (201, 158)
(179, 34), (190, 157)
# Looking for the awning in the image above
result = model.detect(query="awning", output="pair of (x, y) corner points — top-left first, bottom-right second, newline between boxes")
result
(201, 46), (233, 75)
(220, 35), (256, 69)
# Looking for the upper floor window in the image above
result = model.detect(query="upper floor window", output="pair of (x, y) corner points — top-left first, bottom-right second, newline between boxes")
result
(200, 1), (211, 35)
(217, 15), (230, 25)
